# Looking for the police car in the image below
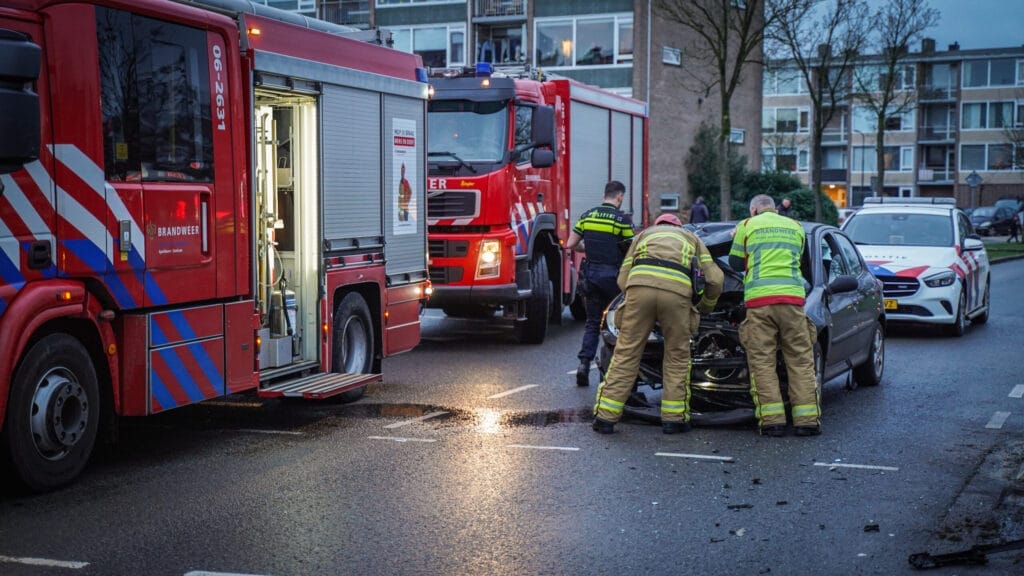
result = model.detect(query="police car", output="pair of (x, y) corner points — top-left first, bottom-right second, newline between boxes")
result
(841, 198), (990, 336)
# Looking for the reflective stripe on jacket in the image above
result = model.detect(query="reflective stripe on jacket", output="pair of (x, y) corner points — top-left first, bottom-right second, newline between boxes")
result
(618, 225), (724, 308)
(728, 211), (806, 308)
(573, 203), (634, 266)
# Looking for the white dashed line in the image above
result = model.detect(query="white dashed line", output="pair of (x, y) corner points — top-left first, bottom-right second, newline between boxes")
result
(506, 444), (580, 451)
(813, 462), (899, 471)
(185, 572), (274, 576)
(986, 411), (1011, 429)
(0, 555), (89, 569)
(655, 452), (735, 462)
(1010, 385), (1024, 399)
(231, 429), (303, 436)
(367, 436), (437, 443)
(488, 385), (538, 399)
(383, 411), (448, 429)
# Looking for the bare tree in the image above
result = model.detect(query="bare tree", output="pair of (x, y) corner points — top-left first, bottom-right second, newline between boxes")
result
(767, 0), (869, 222)
(1005, 88), (1024, 171)
(853, 0), (938, 198)
(656, 0), (784, 220)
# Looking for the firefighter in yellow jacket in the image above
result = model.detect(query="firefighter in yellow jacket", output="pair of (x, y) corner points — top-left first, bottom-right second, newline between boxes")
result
(728, 194), (820, 437)
(593, 213), (724, 434)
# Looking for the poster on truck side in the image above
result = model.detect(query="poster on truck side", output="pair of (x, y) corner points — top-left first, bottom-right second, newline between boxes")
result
(392, 118), (418, 235)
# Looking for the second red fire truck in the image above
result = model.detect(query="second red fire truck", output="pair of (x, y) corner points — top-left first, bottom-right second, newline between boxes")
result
(0, 0), (429, 491)
(425, 64), (648, 343)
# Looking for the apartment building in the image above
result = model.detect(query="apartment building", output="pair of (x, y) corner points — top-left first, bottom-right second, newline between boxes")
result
(763, 39), (1024, 209)
(258, 0), (763, 220)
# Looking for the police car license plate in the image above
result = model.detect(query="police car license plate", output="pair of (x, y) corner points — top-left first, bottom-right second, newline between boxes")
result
(884, 299), (898, 311)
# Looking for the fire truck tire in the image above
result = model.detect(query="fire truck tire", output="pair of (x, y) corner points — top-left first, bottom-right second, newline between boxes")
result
(332, 293), (375, 403)
(1, 334), (99, 492)
(515, 254), (551, 344)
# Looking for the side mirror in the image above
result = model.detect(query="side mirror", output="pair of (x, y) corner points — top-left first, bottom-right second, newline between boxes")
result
(531, 105), (554, 148)
(827, 275), (859, 294)
(0, 29), (41, 174)
(530, 148), (554, 168)
(963, 237), (985, 252)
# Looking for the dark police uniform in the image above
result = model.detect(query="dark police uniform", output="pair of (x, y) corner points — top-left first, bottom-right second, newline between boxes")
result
(574, 203), (634, 380)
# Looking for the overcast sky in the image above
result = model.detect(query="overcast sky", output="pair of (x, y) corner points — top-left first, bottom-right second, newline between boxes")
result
(867, 0), (1024, 51)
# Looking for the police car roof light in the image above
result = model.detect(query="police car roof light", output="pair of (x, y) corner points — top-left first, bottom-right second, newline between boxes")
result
(863, 197), (955, 206)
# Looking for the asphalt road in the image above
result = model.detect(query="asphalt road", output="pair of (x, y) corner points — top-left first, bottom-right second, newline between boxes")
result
(1, 259), (1023, 575)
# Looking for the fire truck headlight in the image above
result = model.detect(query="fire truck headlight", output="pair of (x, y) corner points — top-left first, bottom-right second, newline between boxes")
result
(476, 240), (501, 279)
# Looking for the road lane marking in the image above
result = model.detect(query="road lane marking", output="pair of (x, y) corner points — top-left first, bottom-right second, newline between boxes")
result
(488, 385), (538, 399)
(1010, 385), (1024, 399)
(567, 362), (598, 375)
(0, 555), (88, 569)
(813, 462), (899, 471)
(986, 411), (1011, 429)
(231, 429), (303, 436)
(383, 411), (448, 429)
(506, 444), (580, 451)
(185, 572), (273, 576)
(656, 452), (735, 462)
(368, 436), (437, 443)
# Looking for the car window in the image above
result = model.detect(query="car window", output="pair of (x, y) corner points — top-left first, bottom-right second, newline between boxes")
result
(821, 235), (847, 283)
(833, 233), (864, 276)
(957, 212), (971, 241)
(843, 213), (953, 247)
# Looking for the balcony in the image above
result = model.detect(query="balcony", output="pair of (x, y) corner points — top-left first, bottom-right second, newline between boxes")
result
(820, 168), (848, 183)
(319, 0), (369, 28)
(474, 0), (526, 20)
(821, 130), (847, 145)
(918, 168), (955, 184)
(919, 85), (958, 102)
(918, 125), (955, 143)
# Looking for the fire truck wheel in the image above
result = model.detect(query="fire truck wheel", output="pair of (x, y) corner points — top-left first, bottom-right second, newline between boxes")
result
(2, 333), (99, 492)
(332, 293), (375, 403)
(515, 254), (551, 344)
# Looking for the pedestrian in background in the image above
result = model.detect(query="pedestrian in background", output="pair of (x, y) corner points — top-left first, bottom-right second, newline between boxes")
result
(777, 197), (794, 218)
(729, 194), (819, 437)
(1008, 210), (1020, 243)
(690, 196), (709, 224)
(592, 213), (723, 434)
(566, 180), (635, 387)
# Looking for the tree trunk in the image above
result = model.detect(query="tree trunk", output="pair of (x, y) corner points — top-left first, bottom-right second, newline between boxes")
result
(720, 106), (732, 221)
(874, 116), (886, 198)
(811, 128), (823, 222)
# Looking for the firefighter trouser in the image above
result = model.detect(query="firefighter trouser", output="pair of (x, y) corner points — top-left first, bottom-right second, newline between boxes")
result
(595, 285), (697, 425)
(738, 304), (819, 428)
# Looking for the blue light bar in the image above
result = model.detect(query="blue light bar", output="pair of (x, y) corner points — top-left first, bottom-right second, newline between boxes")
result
(415, 67), (428, 83)
(475, 62), (493, 77)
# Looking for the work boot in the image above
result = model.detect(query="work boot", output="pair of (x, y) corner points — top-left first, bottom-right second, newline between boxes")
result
(576, 361), (590, 387)
(662, 421), (692, 434)
(794, 425), (821, 437)
(759, 424), (787, 437)
(592, 418), (615, 434)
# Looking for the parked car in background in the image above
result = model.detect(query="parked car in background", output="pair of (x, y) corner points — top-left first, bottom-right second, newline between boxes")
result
(596, 221), (886, 424)
(969, 205), (1017, 236)
(841, 198), (989, 337)
(837, 207), (859, 225)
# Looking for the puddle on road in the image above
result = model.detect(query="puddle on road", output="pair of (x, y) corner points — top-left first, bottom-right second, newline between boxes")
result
(340, 403), (595, 429)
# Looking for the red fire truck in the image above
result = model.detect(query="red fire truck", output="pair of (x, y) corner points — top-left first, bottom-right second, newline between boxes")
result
(0, 0), (429, 491)
(425, 65), (648, 343)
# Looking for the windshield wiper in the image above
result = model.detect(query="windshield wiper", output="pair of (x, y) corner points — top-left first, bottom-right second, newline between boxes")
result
(428, 151), (477, 173)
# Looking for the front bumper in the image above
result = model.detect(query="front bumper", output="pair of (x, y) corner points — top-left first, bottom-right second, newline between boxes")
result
(880, 280), (960, 325)
(424, 283), (530, 308)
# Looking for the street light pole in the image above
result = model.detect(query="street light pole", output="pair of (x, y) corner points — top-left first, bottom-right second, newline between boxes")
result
(853, 129), (865, 204)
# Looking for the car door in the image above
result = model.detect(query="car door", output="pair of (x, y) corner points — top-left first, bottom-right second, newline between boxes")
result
(833, 232), (878, 354)
(957, 211), (988, 314)
(820, 231), (859, 363)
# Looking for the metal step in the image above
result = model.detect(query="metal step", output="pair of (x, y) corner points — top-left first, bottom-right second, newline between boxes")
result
(258, 372), (380, 400)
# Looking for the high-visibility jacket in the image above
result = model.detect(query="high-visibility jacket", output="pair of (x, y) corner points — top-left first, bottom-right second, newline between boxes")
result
(573, 203), (634, 266)
(728, 210), (806, 308)
(618, 224), (724, 310)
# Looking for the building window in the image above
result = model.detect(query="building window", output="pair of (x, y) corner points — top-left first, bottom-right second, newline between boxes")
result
(97, 7), (213, 182)
(534, 14), (633, 69)
(762, 107), (809, 134)
(900, 147), (914, 172)
(763, 68), (805, 95)
(989, 101), (1014, 129)
(855, 64), (914, 92)
(762, 146), (807, 173)
(386, 24), (466, 68)
(822, 147), (847, 170)
(1018, 60), (1024, 85)
(662, 46), (681, 66)
(852, 146), (877, 172)
(960, 144), (985, 170)
(963, 58), (1019, 88)
(961, 102), (987, 129)
(852, 106), (876, 132)
(377, 0), (461, 4)
(988, 144), (1014, 170)
(883, 109), (915, 132)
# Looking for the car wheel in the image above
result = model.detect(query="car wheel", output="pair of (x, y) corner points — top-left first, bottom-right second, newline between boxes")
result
(2, 334), (100, 492)
(946, 289), (967, 337)
(332, 293), (375, 403)
(514, 254), (551, 344)
(853, 322), (884, 387)
(972, 278), (990, 325)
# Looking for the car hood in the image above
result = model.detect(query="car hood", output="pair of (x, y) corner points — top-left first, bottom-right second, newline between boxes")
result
(857, 245), (958, 278)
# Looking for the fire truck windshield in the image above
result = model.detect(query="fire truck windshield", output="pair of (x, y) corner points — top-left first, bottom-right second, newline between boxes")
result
(428, 100), (508, 164)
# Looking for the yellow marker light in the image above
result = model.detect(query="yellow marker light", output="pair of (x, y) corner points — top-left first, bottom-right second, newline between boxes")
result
(255, 335), (262, 353)
(58, 291), (72, 302)
(248, 27), (261, 36)
(425, 285), (434, 296)
(427, 85), (436, 98)
(481, 78), (490, 88)
(107, 344), (117, 356)
(322, 323), (329, 335)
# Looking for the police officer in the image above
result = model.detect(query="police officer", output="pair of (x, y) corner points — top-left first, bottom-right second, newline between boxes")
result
(566, 181), (635, 387)
(592, 213), (724, 434)
(728, 194), (819, 437)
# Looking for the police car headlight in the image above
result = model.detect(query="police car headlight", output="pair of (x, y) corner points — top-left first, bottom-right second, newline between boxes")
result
(476, 240), (501, 279)
(924, 270), (956, 288)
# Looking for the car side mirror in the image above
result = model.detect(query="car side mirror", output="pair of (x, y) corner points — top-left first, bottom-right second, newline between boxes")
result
(963, 237), (985, 252)
(827, 275), (858, 294)
(530, 148), (554, 168)
(0, 29), (41, 175)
